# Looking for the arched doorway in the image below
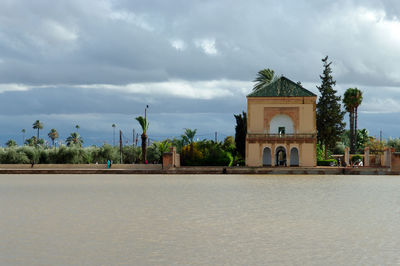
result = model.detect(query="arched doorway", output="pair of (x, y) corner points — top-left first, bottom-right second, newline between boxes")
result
(290, 147), (299, 166)
(275, 146), (287, 166)
(262, 147), (272, 166)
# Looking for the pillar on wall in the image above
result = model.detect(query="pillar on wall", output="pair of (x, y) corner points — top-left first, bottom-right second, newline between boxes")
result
(364, 147), (370, 167)
(162, 146), (180, 169)
(271, 144), (276, 167)
(344, 147), (350, 166)
(383, 147), (393, 168)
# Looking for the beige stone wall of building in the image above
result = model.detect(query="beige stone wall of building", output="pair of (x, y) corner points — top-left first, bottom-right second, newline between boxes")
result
(299, 143), (316, 167)
(246, 96), (317, 167)
(247, 97), (316, 134)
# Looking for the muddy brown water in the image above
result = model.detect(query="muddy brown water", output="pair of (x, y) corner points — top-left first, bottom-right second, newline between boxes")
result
(1, 174), (399, 265)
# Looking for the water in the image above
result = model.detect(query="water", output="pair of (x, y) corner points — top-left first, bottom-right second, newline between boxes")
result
(1, 174), (400, 265)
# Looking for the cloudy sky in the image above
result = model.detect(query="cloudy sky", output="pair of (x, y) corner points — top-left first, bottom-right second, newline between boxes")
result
(1, 0), (400, 146)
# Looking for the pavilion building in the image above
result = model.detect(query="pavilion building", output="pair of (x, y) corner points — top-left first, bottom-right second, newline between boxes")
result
(246, 76), (317, 167)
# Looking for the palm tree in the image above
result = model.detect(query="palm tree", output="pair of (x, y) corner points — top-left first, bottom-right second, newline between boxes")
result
(25, 136), (36, 146)
(112, 124), (116, 146)
(66, 132), (83, 147)
(21, 129), (26, 145)
(6, 139), (17, 147)
(181, 128), (197, 146)
(32, 120), (43, 143)
(343, 88), (363, 153)
(253, 68), (275, 91)
(181, 128), (197, 157)
(75, 125), (80, 131)
(48, 128), (59, 148)
(135, 116), (149, 163)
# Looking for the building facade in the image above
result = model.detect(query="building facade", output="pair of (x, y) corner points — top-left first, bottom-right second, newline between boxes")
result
(246, 76), (317, 167)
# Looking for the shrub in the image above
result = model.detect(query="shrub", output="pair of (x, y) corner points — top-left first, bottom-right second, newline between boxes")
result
(317, 159), (337, 166)
(351, 154), (363, 163)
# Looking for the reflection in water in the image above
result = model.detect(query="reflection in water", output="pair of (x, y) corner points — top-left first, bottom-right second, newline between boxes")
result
(1, 174), (400, 265)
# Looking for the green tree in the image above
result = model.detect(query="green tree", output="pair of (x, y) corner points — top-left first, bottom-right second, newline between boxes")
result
(32, 120), (43, 142)
(253, 68), (275, 91)
(25, 136), (36, 146)
(181, 128), (197, 158)
(181, 128), (197, 146)
(6, 139), (17, 147)
(316, 56), (346, 159)
(48, 128), (59, 148)
(135, 116), (149, 163)
(234, 111), (247, 159)
(343, 88), (363, 154)
(387, 137), (400, 152)
(75, 125), (80, 131)
(149, 140), (171, 163)
(66, 132), (83, 147)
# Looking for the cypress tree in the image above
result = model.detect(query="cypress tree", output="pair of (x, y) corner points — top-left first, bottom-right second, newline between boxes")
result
(316, 56), (346, 159)
(234, 111), (247, 159)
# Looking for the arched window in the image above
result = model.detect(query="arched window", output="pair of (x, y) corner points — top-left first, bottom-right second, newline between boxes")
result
(269, 114), (294, 134)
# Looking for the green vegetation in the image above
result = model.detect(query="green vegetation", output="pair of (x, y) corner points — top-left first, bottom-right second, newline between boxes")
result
(316, 56), (346, 159)
(32, 120), (43, 143)
(317, 159), (337, 166)
(387, 138), (400, 152)
(253, 68), (275, 91)
(66, 132), (83, 147)
(0, 145), (141, 164)
(350, 154), (363, 164)
(234, 111), (246, 163)
(343, 88), (363, 154)
(135, 116), (149, 163)
(48, 129), (59, 147)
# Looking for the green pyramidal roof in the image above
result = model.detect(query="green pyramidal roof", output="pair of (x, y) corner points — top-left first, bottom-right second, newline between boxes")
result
(247, 76), (316, 97)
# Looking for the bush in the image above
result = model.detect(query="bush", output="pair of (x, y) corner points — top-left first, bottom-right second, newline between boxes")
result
(181, 140), (231, 166)
(317, 159), (337, 166)
(351, 154), (363, 163)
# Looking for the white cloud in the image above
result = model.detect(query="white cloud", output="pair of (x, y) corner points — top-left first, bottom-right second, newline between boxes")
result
(43, 20), (78, 42)
(194, 38), (218, 55)
(76, 79), (251, 99)
(0, 84), (31, 93)
(109, 10), (154, 31)
(361, 98), (400, 114)
(170, 39), (186, 51)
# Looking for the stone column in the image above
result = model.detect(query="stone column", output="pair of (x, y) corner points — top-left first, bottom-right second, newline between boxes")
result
(271, 144), (276, 167)
(384, 148), (393, 168)
(364, 147), (370, 167)
(344, 147), (350, 166)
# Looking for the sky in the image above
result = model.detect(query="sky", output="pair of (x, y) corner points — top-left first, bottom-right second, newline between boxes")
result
(1, 0), (400, 146)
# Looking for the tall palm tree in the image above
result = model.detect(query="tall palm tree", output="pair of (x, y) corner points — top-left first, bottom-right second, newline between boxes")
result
(48, 128), (59, 148)
(253, 68), (275, 91)
(66, 132), (83, 147)
(343, 88), (363, 153)
(135, 116), (149, 163)
(112, 124), (116, 146)
(32, 120), (43, 142)
(21, 129), (26, 145)
(75, 125), (80, 132)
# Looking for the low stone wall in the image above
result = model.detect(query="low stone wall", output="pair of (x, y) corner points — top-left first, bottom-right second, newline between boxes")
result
(392, 153), (400, 171)
(0, 164), (162, 170)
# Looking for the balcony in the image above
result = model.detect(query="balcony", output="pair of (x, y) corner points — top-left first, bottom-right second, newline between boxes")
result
(247, 133), (316, 143)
